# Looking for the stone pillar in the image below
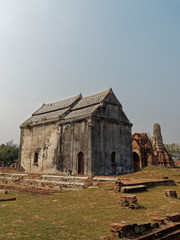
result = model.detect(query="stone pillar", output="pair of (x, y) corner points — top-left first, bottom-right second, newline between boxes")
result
(153, 123), (164, 152)
(87, 118), (92, 175)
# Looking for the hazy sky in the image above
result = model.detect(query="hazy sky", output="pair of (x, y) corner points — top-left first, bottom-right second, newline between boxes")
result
(0, 0), (179, 145)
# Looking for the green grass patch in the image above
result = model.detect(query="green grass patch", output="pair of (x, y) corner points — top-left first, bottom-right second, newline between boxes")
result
(1, 167), (180, 239)
(120, 165), (180, 181)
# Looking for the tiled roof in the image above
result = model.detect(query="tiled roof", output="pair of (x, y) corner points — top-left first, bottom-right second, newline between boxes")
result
(23, 108), (68, 124)
(72, 89), (110, 110)
(65, 105), (99, 120)
(33, 94), (81, 115)
(21, 88), (121, 125)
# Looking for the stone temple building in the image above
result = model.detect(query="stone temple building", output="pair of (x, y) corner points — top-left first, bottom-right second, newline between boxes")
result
(132, 123), (174, 172)
(19, 89), (133, 175)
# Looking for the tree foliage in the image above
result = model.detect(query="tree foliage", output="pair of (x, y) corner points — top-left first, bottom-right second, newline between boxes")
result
(165, 143), (180, 161)
(0, 140), (19, 166)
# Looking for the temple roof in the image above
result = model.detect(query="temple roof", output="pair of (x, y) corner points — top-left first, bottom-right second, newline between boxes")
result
(72, 89), (109, 110)
(33, 94), (82, 115)
(21, 88), (130, 126)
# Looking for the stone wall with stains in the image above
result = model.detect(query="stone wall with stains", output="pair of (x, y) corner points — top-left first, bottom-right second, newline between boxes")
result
(19, 123), (58, 173)
(91, 117), (133, 176)
(58, 119), (92, 175)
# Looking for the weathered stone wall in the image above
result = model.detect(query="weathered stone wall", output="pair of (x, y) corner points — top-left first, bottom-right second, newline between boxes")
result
(19, 90), (133, 175)
(19, 123), (58, 173)
(91, 117), (133, 175)
(59, 119), (92, 175)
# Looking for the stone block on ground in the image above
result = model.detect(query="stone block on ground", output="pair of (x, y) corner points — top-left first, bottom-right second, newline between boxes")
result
(165, 189), (178, 198)
(165, 213), (180, 222)
(151, 217), (165, 225)
(110, 222), (136, 238)
(110, 222), (152, 238)
(120, 194), (141, 209)
(121, 185), (147, 193)
(115, 180), (122, 192)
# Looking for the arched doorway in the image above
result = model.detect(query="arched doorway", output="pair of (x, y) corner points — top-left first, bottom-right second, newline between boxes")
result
(133, 152), (140, 172)
(78, 152), (84, 175)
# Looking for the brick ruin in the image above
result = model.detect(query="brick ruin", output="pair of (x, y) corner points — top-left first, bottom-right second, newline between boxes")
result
(132, 123), (174, 172)
(99, 212), (180, 239)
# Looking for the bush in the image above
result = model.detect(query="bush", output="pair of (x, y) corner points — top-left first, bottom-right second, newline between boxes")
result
(0, 140), (19, 166)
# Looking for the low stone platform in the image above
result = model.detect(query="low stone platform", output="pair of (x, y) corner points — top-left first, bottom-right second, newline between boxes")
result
(0, 184), (61, 195)
(99, 210), (180, 239)
(132, 223), (180, 240)
(0, 173), (91, 191)
(118, 179), (175, 188)
(105, 222), (180, 240)
(111, 222), (151, 238)
(22, 179), (85, 190)
(121, 185), (147, 193)
(93, 177), (118, 182)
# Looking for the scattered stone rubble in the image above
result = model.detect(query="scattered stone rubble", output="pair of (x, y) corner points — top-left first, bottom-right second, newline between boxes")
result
(110, 222), (152, 238)
(165, 189), (178, 198)
(99, 212), (180, 240)
(151, 217), (165, 225)
(165, 213), (180, 222)
(120, 194), (141, 209)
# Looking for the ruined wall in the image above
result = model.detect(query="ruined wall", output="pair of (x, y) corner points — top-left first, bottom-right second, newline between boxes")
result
(92, 118), (133, 175)
(59, 119), (92, 175)
(132, 133), (154, 171)
(19, 123), (58, 173)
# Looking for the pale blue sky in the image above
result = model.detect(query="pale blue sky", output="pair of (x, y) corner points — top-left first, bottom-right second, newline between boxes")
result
(0, 0), (179, 144)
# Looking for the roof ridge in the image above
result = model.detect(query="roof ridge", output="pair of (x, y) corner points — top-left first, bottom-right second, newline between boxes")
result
(43, 93), (82, 106)
(100, 88), (112, 102)
(80, 88), (111, 100)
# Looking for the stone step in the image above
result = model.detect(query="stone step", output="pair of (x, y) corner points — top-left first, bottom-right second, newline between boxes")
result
(121, 185), (147, 193)
(0, 174), (90, 191)
(22, 179), (85, 189)
(41, 175), (89, 183)
(0, 173), (28, 177)
(0, 176), (18, 184)
(0, 184), (61, 195)
(93, 177), (118, 182)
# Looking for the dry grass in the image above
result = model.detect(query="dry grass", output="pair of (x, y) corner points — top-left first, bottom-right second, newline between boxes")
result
(1, 166), (180, 240)
(119, 165), (180, 181)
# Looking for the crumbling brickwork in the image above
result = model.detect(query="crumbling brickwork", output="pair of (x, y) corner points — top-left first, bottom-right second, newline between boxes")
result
(132, 123), (174, 171)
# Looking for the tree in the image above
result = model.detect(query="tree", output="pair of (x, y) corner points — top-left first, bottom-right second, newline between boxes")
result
(164, 143), (180, 161)
(0, 140), (19, 167)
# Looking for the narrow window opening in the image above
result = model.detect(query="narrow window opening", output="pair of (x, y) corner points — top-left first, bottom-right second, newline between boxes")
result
(78, 152), (84, 175)
(34, 152), (39, 164)
(111, 152), (116, 165)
